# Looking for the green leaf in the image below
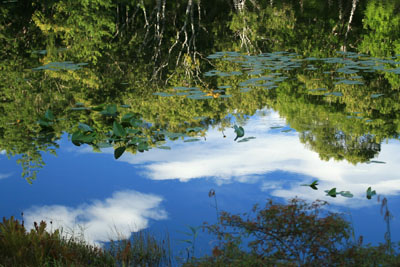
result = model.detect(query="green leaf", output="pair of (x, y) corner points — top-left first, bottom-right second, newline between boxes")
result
(71, 131), (83, 146)
(91, 104), (106, 111)
(122, 113), (135, 123)
(158, 146), (171, 150)
(234, 125), (245, 141)
(325, 188), (337, 198)
(371, 93), (384, 98)
(301, 180), (319, 190)
(44, 109), (54, 121)
(70, 107), (90, 111)
(339, 191), (353, 198)
(366, 187), (377, 200)
(153, 92), (173, 97)
(184, 138), (201, 142)
(71, 131), (96, 146)
(126, 128), (140, 134)
(78, 123), (93, 132)
(114, 146), (126, 159)
(100, 104), (117, 116)
(113, 121), (126, 137)
(366, 160), (386, 164)
(130, 118), (142, 127)
(80, 132), (96, 143)
(38, 119), (52, 127)
(237, 137), (256, 143)
(138, 142), (149, 152)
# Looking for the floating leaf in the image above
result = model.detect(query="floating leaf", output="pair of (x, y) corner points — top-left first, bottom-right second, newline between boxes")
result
(70, 107), (90, 111)
(301, 180), (319, 190)
(371, 93), (384, 98)
(113, 121), (126, 137)
(130, 118), (142, 127)
(339, 191), (353, 198)
(114, 146), (126, 159)
(78, 123), (93, 132)
(122, 113), (136, 123)
(366, 160), (386, 164)
(334, 80), (364, 85)
(366, 187), (377, 200)
(237, 137), (256, 143)
(234, 125), (245, 141)
(158, 146), (171, 150)
(325, 188), (337, 198)
(44, 110), (54, 121)
(91, 104), (106, 111)
(184, 138), (201, 142)
(37, 119), (52, 127)
(100, 104), (117, 116)
(153, 92), (173, 97)
(218, 95), (232, 98)
(331, 92), (343, 97)
(186, 127), (204, 132)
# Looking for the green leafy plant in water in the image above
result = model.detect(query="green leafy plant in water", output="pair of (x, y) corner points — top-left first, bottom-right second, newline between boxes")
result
(367, 187), (377, 199)
(233, 125), (244, 141)
(324, 188), (353, 198)
(301, 180), (319, 190)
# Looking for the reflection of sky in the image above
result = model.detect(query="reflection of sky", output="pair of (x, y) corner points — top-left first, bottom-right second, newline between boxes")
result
(77, 110), (400, 206)
(24, 190), (167, 244)
(0, 110), (399, 252)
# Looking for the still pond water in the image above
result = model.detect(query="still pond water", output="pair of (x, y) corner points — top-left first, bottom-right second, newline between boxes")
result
(1, 0), (400, 257)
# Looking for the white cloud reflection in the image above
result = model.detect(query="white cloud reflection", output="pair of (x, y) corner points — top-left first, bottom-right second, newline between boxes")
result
(0, 173), (12, 180)
(73, 110), (400, 206)
(23, 190), (167, 244)
(117, 110), (400, 206)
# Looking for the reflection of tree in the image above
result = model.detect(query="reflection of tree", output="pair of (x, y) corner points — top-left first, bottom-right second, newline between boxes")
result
(358, 0), (400, 88)
(1, 0), (400, 181)
(301, 129), (380, 164)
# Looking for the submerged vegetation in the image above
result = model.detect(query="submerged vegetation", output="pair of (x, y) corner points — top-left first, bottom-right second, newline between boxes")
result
(1, 197), (399, 266)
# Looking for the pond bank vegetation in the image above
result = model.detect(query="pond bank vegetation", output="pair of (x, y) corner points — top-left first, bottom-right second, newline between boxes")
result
(1, 197), (399, 266)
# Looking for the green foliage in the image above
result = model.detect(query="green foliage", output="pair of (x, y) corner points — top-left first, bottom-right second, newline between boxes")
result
(191, 198), (351, 266)
(186, 198), (400, 266)
(108, 231), (172, 267)
(0, 216), (114, 266)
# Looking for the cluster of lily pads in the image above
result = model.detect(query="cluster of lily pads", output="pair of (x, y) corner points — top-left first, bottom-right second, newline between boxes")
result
(32, 61), (88, 71)
(153, 86), (232, 100)
(152, 51), (400, 107)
